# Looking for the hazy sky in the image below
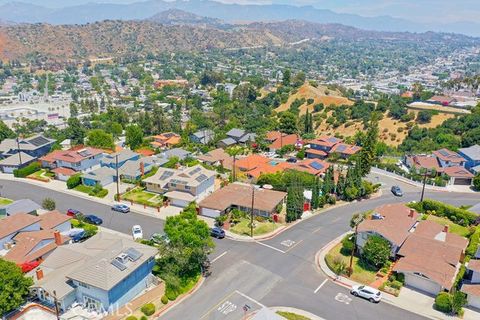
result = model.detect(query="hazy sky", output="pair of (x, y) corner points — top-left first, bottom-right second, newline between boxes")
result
(215, 0), (480, 23)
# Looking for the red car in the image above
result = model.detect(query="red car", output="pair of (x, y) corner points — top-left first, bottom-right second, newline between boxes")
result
(67, 209), (81, 218)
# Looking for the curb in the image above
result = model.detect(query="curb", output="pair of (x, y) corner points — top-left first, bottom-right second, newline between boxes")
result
(155, 276), (205, 318)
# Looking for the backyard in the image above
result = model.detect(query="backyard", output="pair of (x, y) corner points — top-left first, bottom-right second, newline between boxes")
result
(122, 187), (163, 207)
(229, 217), (282, 236)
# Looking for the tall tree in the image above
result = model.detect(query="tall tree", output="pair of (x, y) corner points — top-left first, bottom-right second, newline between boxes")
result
(279, 111), (298, 134)
(86, 129), (114, 150)
(285, 175), (304, 222)
(226, 146), (244, 182)
(66, 117), (86, 145)
(322, 166), (335, 195)
(0, 258), (33, 315)
(358, 115), (379, 176)
(0, 120), (15, 142)
(125, 124), (144, 151)
(311, 177), (320, 210)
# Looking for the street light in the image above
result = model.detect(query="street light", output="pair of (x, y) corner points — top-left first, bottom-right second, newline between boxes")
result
(420, 169), (433, 203)
(348, 214), (364, 277)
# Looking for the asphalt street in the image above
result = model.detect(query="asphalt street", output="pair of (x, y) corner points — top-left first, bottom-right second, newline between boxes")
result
(1, 176), (479, 320)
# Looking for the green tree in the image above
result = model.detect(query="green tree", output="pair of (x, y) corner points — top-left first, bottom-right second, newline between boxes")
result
(322, 166), (335, 195)
(42, 197), (56, 210)
(358, 115), (379, 176)
(125, 125), (144, 150)
(362, 235), (391, 268)
(0, 259), (33, 315)
(451, 291), (466, 315)
(279, 111), (297, 134)
(86, 129), (114, 150)
(285, 175), (304, 222)
(293, 71), (306, 87)
(473, 173), (480, 191)
(0, 120), (15, 142)
(226, 146), (244, 182)
(282, 69), (291, 86)
(108, 122), (123, 139)
(311, 177), (320, 210)
(66, 118), (86, 145)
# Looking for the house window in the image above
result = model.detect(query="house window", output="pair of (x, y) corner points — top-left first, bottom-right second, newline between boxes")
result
(78, 282), (90, 289)
(171, 183), (176, 187)
(185, 186), (190, 190)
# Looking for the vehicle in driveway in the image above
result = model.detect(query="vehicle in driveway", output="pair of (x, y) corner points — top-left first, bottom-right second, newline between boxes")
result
(68, 228), (87, 243)
(112, 203), (130, 213)
(132, 225), (143, 240)
(391, 185), (403, 197)
(350, 285), (382, 303)
(66, 209), (81, 218)
(84, 214), (103, 225)
(210, 227), (225, 239)
(151, 233), (170, 245)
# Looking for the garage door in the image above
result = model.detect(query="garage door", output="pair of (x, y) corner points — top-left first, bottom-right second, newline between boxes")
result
(405, 274), (441, 295)
(171, 199), (189, 208)
(468, 295), (480, 309)
(454, 178), (472, 185)
(200, 207), (221, 218)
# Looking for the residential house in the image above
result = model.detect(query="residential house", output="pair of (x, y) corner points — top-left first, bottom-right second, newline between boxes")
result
(235, 154), (293, 180)
(101, 150), (139, 169)
(190, 129), (215, 145)
(442, 166), (474, 186)
(0, 199), (41, 217)
(461, 259), (480, 309)
(394, 221), (468, 295)
(31, 232), (157, 313)
(197, 148), (234, 170)
(0, 152), (36, 173)
(432, 148), (466, 168)
(199, 182), (286, 218)
(144, 164), (215, 207)
(356, 203), (419, 257)
(81, 166), (116, 187)
(329, 143), (362, 159)
(119, 159), (154, 181)
(427, 95), (457, 106)
(156, 148), (191, 161)
(40, 147), (104, 178)
(265, 131), (302, 152)
(150, 132), (181, 149)
(217, 128), (256, 149)
(459, 145), (480, 174)
(305, 136), (361, 159)
(293, 159), (331, 176)
(0, 134), (55, 160)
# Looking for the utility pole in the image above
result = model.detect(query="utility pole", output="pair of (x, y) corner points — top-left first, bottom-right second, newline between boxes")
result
(115, 154), (120, 201)
(250, 186), (255, 238)
(348, 216), (363, 277)
(16, 136), (22, 166)
(53, 290), (60, 320)
(420, 169), (429, 203)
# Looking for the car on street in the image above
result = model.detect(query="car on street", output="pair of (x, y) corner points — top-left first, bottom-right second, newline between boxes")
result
(350, 285), (382, 303)
(151, 233), (170, 245)
(391, 185), (403, 197)
(112, 203), (130, 213)
(210, 227), (225, 239)
(84, 214), (103, 225)
(66, 208), (81, 218)
(132, 225), (143, 240)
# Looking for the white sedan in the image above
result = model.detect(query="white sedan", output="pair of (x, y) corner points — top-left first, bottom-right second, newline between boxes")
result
(350, 285), (382, 303)
(132, 225), (143, 240)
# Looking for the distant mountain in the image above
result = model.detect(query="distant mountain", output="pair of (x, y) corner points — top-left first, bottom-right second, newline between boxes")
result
(1, 19), (478, 62)
(148, 9), (224, 27)
(0, 0), (479, 36)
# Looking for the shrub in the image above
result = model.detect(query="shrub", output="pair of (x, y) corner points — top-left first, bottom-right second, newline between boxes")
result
(434, 292), (452, 313)
(466, 227), (480, 257)
(340, 234), (354, 255)
(389, 280), (403, 290)
(362, 235), (391, 268)
(66, 174), (82, 189)
(140, 303), (155, 316)
(13, 162), (40, 178)
(140, 316), (148, 320)
(96, 189), (108, 198)
(215, 214), (227, 226)
(161, 295), (169, 305)
(42, 197), (56, 210)
(125, 317), (137, 320)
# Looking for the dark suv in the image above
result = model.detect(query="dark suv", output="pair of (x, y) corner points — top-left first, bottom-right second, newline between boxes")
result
(391, 185), (403, 197)
(210, 227), (225, 239)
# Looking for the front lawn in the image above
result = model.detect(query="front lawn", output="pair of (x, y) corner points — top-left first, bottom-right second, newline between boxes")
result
(325, 242), (377, 284)
(74, 184), (108, 198)
(229, 217), (281, 236)
(0, 197), (13, 206)
(426, 215), (470, 237)
(123, 188), (163, 207)
(27, 169), (53, 182)
(276, 311), (310, 320)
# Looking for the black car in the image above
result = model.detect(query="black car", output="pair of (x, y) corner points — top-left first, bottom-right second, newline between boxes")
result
(210, 227), (225, 239)
(391, 185), (403, 197)
(286, 158), (298, 163)
(84, 214), (103, 225)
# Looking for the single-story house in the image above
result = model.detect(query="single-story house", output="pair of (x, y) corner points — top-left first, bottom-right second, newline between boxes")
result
(150, 132), (181, 149)
(82, 167), (116, 187)
(0, 199), (41, 216)
(266, 131), (302, 152)
(51, 167), (78, 181)
(119, 159), (154, 181)
(157, 148), (191, 161)
(235, 154), (293, 180)
(199, 182), (286, 218)
(197, 148), (234, 170)
(443, 166), (474, 186)
(0, 213), (41, 250)
(217, 128), (256, 149)
(0, 152), (36, 173)
(305, 136), (360, 159)
(190, 129), (215, 145)
(292, 159), (330, 176)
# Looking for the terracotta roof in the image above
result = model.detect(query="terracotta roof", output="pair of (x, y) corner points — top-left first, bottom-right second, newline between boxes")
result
(235, 154), (270, 171)
(197, 148), (234, 170)
(406, 155), (442, 172)
(467, 259), (480, 273)
(151, 132), (181, 147)
(330, 143), (362, 155)
(309, 136), (343, 148)
(247, 161), (293, 179)
(40, 147), (103, 164)
(461, 284), (480, 297)
(39, 210), (72, 230)
(293, 159), (330, 176)
(357, 203), (418, 247)
(51, 167), (77, 176)
(443, 166), (474, 178)
(0, 213), (41, 239)
(432, 148), (465, 163)
(413, 220), (469, 250)
(136, 149), (155, 157)
(199, 183), (286, 213)
(266, 131), (301, 150)
(305, 148), (328, 157)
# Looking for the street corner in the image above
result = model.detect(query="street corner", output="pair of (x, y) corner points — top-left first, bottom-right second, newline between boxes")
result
(255, 227), (307, 254)
(199, 291), (264, 320)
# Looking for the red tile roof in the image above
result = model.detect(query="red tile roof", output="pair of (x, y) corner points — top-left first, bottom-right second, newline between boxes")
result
(293, 159), (330, 176)
(39, 210), (71, 230)
(136, 149), (155, 157)
(432, 148), (465, 163)
(40, 147), (103, 164)
(467, 260), (480, 273)
(443, 166), (474, 178)
(235, 154), (270, 171)
(305, 148), (328, 157)
(406, 155), (442, 172)
(51, 167), (77, 176)
(330, 143), (362, 155)
(308, 136), (343, 148)
(0, 213), (41, 239)
(266, 131), (301, 150)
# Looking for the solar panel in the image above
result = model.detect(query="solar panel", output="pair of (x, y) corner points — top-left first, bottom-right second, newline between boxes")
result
(111, 258), (127, 271)
(159, 171), (174, 180)
(195, 174), (208, 183)
(189, 167), (202, 175)
(310, 161), (324, 170)
(78, 150), (91, 157)
(336, 145), (347, 152)
(439, 150), (450, 157)
(171, 179), (187, 185)
(126, 248), (143, 262)
(28, 136), (49, 147)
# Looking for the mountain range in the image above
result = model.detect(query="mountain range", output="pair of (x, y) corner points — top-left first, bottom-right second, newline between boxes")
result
(0, 0), (479, 36)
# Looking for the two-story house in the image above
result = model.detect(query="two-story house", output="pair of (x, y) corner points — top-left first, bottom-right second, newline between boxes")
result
(190, 129), (215, 145)
(31, 232), (157, 314)
(458, 145), (480, 174)
(265, 131), (302, 152)
(217, 128), (256, 149)
(432, 148), (466, 168)
(101, 150), (140, 169)
(144, 164), (215, 207)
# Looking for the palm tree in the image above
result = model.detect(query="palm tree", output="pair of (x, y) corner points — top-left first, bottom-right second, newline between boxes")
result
(226, 145), (244, 182)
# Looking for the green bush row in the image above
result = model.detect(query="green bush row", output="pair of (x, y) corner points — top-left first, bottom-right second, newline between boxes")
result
(66, 174), (82, 189)
(466, 227), (480, 257)
(410, 199), (477, 226)
(13, 162), (40, 177)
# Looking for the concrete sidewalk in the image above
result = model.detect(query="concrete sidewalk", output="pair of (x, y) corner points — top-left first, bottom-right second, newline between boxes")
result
(315, 234), (480, 320)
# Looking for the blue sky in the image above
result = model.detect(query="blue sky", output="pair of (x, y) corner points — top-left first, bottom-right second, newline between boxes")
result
(216, 0), (479, 23)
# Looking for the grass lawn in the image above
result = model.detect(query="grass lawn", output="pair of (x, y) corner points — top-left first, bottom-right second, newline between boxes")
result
(426, 215), (470, 237)
(380, 157), (400, 165)
(229, 218), (282, 236)
(325, 242), (377, 284)
(74, 184), (108, 198)
(123, 188), (162, 207)
(0, 197), (13, 206)
(276, 311), (310, 320)
(28, 169), (52, 182)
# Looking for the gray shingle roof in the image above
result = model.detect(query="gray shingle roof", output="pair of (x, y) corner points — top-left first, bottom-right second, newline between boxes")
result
(226, 128), (245, 139)
(219, 137), (237, 146)
(102, 150), (138, 166)
(159, 148), (191, 160)
(1, 199), (41, 215)
(459, 145), (480, 160)
(0, 152), (36, 166)
(82, 166), (115, 181)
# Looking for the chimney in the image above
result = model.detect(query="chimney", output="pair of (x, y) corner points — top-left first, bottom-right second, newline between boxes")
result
(409, 209), (415, 218)
(443, 225), (449, 233)
(54, 231), (62, 246)
(140, 162), (145, 177)
(36, 268), (44, 281)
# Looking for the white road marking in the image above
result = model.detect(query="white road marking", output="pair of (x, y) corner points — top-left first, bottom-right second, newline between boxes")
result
(255, 241), (286, 253)
(314, 279), (329, 293)
(235, 290), (266, 308)
(281, 239), (296, 247)
(335, 293), (352, 304)
(217, 301), (237, 315)
(211, 251), (228, 263)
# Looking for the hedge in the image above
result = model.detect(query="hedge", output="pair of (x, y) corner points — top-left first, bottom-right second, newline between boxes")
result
(466, 227), (480, 257)
(161, 295), (168, 305)
(66, 174), (82, 189)
(140, 303), (155, 316)
(409, 199), (477, 226)
(434, 292), (452, 313)
(13, 162), (40, 178)
(125, 316), (137, 320)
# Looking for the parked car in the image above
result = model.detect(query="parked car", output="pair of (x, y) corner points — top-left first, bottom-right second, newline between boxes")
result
(350, 285), (382, 303)
(68, 228), (87, 243)
(132, 225), (143, 240)
(112, 203), (130, 213)
(151, 233), (170, 245)
(66, 209), (81, 218)
(391, 185), (403, 197)
(210, 227), (225, 239)
(286, 157), (298, 163)
(84, 214), (103, 225)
